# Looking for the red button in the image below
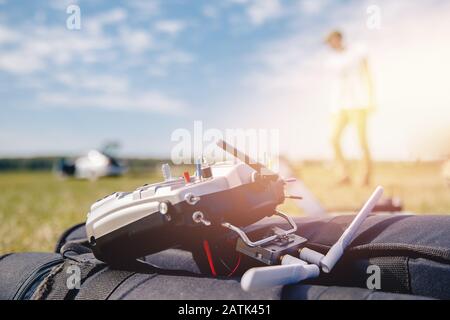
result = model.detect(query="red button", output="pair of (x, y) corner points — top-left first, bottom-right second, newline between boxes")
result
(183, 171), (191, 183)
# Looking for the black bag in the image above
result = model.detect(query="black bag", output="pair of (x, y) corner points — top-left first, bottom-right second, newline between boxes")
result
(2, 214), (450, 300)
(0, 253), (63, 300)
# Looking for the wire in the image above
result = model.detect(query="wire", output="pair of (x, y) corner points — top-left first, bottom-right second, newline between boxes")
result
(202, 240), (217, 277)
(203, 240), (241, 277)
(219, 257), (232, 271)
(227, 254), (242, 277)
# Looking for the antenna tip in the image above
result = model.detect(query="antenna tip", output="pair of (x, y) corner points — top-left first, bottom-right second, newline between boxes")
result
(374, 185), (384, 197)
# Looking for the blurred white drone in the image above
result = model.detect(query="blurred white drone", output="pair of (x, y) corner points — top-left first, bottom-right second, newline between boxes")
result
(58, 149), (127, 180)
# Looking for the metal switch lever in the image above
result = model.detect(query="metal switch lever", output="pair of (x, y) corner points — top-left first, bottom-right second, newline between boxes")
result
(192, 211), (211, 226)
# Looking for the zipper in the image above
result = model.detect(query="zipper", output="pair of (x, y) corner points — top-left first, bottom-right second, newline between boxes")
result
(13, 257), (64, 300)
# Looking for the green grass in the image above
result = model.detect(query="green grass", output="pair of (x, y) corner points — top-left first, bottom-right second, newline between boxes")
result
(0, 173), (156, 253)
(279, 161), (450, 215)
(1, 161), (449, 253)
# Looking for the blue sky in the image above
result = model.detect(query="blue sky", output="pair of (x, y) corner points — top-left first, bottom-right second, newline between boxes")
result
(0, 0), (449, 159)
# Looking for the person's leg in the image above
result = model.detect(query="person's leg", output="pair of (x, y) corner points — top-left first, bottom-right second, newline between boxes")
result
(353, 110), (372, 186)
(330, 110), (350, 183)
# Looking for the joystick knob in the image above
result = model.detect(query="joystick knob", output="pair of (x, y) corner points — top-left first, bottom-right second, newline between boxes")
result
(161, 163), (172, 181)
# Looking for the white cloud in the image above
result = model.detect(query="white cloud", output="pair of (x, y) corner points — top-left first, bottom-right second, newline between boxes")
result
(0, 22), (114, 74)
(146, 50), (193, 77)
(84, 8), (128, 35)
(48, 0), (79, 11)
(230, 0), (283, 26)
(147, 65), (168, 77)
(155, 19), (186, 35)
(128, 0), (160, 15)
(55, 73), (129, 93)
(157, 50), (193, 65)
(118, 28), (153, 54)
(202, 5), (218, 19)
(247, 0), (282, 25)
(0, 4), (191, 117)
(38, 91), (187, 114)
(0, 25), (20, 44)
(48, 71), (188, 113)
(229, 0), (250, 4)
(0, 51), (45, 74)
(96, 8), (127, 24)
(298, 0), (329, 15)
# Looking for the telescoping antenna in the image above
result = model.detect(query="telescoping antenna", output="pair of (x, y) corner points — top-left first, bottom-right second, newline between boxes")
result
(240, 186), (384, 291)
(216, 139), (277, 177)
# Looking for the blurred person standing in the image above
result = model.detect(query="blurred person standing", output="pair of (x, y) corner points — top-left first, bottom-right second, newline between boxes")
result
(325, 30), (375, 186)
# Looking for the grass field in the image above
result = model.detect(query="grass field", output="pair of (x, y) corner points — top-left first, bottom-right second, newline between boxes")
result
(1, 161), (449, 253)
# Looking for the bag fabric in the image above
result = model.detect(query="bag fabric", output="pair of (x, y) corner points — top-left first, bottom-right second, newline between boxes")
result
(2, 214), (450, 300)
(289, 214), (450, 299)
(234, 214), (450, 299)
(0, 253), (63, 300)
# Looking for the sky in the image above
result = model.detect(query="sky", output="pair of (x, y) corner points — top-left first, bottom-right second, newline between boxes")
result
(0, 0), (449, 160)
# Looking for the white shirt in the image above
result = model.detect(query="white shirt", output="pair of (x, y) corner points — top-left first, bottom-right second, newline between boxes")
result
(327, 44), (371, 113)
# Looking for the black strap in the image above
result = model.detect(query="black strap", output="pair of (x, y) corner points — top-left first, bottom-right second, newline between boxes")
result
(75, 268), (136, 300)
(60, 241), (92, 256)
(65, 263), (107, 300)
(54, 223), (86, 253)
(306, 242), (450, 264)
(368, 256), (410, 293)
(0, 254), (12, 262)
(32, 263), (66, 300)
(34, 240), (203, 300)
(32, 260), (106, 300)
(59, 240), (198, 276)
(282, 284), (430, 300)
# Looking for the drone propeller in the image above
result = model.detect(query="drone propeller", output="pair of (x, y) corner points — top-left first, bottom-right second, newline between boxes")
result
(241, 258), (320, 292)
